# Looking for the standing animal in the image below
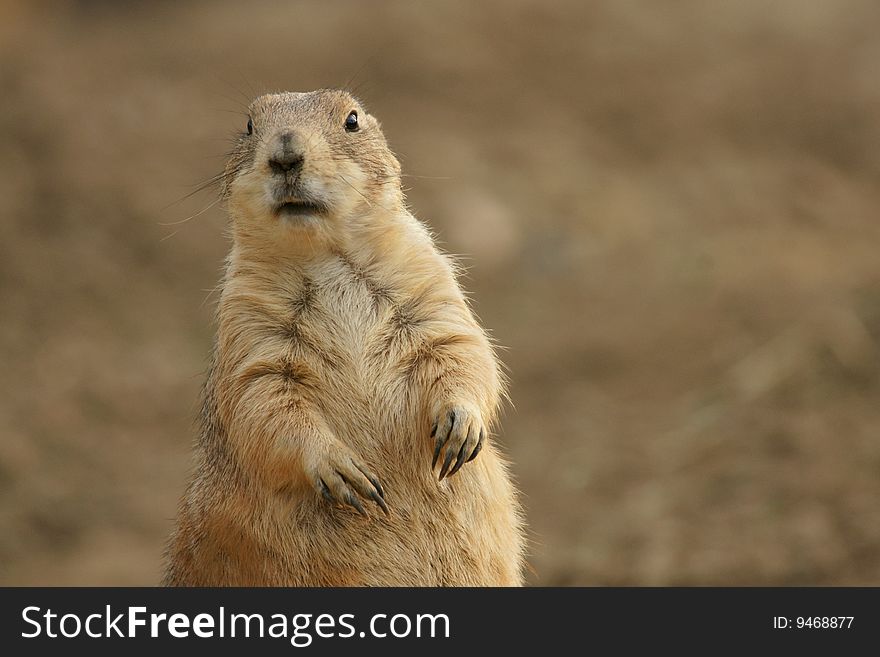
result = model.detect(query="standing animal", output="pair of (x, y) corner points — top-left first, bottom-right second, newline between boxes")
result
(163, 89), (525, 586)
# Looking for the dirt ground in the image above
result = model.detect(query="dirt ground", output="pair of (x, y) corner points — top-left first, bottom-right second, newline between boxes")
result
(1, 0), (879, 585)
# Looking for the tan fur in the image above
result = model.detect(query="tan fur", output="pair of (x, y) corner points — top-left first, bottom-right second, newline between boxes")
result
(163, 90), (525, 586)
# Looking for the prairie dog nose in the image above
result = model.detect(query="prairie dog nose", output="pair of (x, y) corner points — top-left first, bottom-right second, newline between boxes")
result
(268, 131), (304, 174)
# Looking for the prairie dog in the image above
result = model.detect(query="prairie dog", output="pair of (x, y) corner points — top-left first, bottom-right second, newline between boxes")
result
(163, 89), (525, 586)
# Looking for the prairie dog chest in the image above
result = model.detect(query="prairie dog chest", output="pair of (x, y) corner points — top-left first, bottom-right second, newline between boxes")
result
(278, 254), (434, 439)
(304, 253), (395, 348)
(267, 253), (429, 382)
(223, 249), (444, 407)
(277, 254), (385, 364)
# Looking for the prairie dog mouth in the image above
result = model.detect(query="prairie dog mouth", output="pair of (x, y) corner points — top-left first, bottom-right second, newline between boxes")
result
(273, 200), (326, 218)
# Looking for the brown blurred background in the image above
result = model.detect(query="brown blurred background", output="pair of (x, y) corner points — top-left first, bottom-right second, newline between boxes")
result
(1, 0), (879, 585)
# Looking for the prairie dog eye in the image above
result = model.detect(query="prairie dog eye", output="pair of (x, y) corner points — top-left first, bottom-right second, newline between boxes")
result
(344, 111), (359, 132)
(246, 118), (253, 135)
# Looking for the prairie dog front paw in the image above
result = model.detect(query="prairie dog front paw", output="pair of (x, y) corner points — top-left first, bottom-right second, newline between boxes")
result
(430, 403), (486, 480)
(305, 441), (389, 517)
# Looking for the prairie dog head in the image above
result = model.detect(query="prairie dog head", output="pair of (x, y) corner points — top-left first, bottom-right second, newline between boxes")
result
(222, 89), (403, 251)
